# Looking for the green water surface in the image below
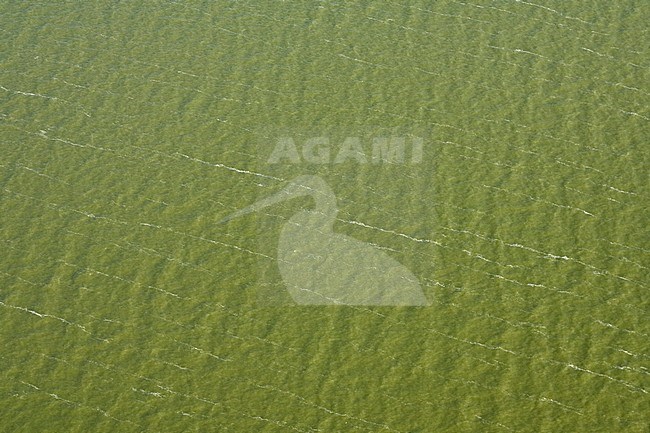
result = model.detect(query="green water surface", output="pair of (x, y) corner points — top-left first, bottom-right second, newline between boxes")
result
(1, 1), (648, 432)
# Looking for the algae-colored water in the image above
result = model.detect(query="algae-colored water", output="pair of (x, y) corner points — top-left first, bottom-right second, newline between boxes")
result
(1, 1), (648, 432)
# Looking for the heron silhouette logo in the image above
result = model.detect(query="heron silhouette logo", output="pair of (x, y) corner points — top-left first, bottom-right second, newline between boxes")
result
(221, 175), (429, 306)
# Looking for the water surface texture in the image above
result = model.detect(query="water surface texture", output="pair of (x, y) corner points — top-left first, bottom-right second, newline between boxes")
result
(1, 1), (648, 432)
